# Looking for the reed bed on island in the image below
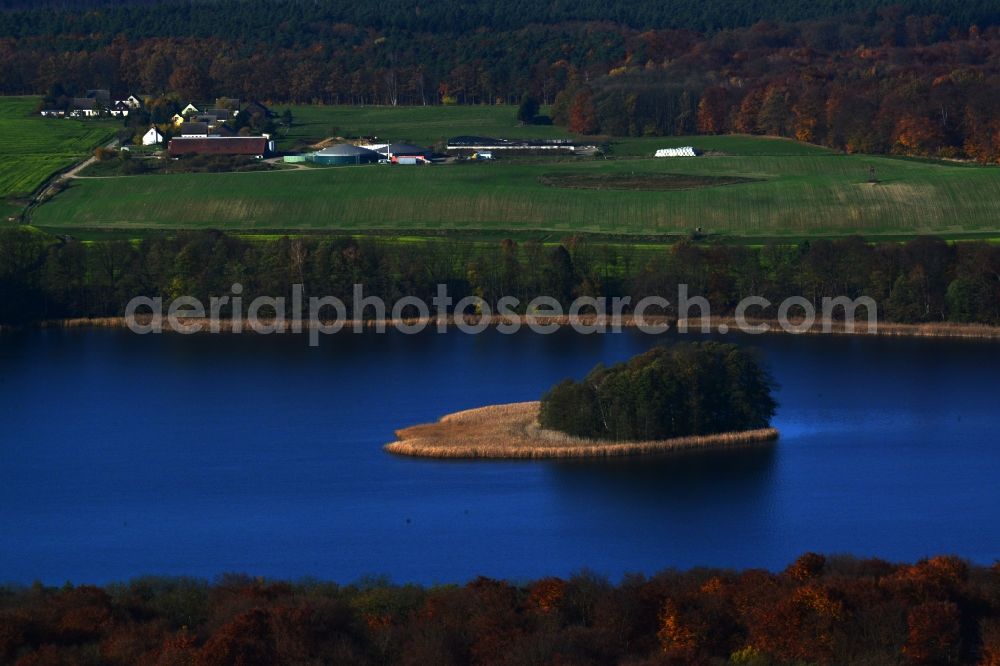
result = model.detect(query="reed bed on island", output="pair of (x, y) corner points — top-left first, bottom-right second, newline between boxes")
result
(677, 317), (1000, 340)
(384, 401), (779, 459)
(13, 315), (1000, 341)
(38, 316), (134, 329)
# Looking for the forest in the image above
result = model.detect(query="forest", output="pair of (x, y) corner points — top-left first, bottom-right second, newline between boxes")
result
(539, 343), (777, 441)
(551, 28), (1000, 160)
(5, 0), (1000, 40)
(1, 229), (999, 327)
(5, 2), (1000, 158)
(1, 554), (998, 664)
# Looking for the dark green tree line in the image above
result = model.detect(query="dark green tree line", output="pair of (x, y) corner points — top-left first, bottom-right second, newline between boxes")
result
(1, 229), (999, 327)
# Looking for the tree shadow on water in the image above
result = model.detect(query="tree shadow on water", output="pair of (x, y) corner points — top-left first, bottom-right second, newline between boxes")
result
(542, 443), (779, 510)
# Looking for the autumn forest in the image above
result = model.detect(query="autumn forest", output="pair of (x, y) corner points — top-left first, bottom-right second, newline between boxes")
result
(5, 1), (1000, 159)
(2, 554), (999, 665)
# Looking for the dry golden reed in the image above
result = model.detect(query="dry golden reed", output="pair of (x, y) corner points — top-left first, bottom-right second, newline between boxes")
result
(384, 401), (779, 460)
(10, 315), (1000, 341)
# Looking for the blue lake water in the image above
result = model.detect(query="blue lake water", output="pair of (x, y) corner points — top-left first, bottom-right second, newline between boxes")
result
(1, 328), (998, 584)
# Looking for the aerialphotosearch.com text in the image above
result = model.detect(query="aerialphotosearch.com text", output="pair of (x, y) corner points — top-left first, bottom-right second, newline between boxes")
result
(124, 283), (878, 346)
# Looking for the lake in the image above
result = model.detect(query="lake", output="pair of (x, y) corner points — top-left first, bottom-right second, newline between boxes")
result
(1, 328), (998, 585)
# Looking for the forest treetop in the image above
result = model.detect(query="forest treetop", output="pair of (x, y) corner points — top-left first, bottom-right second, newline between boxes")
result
(4, 0), (1000, 38)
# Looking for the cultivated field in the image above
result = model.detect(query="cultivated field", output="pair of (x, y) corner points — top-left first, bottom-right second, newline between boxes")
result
(32, 135), (1000, 240)
(279, 104), (571, 149)
(0, 97), (117, 219)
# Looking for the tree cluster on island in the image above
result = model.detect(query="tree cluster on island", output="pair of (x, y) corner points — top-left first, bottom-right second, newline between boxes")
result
(539, 342), (777, 441)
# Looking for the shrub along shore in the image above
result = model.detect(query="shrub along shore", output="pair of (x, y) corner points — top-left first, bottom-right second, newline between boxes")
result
(6, 314), (1000, 341)
(384, 401), (779, 459)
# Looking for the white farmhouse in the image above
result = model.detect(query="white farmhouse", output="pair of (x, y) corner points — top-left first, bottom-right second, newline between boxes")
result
(142, 127), (164, 146)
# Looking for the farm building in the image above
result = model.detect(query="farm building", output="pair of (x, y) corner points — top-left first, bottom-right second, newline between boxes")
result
(141, 127), (164, 146)
(308, 144), (380, 165)
(168, 136), (273, 157)
(110, 101), (131, 117)
(193, 114), (220, 127)
(69, 98), (99, 118)
(379, 143), (432, 160)
(181, 122), (209, 137)
(655, 147), (699, 157)
(85, 89), (110, 106)
(112, 96), (143, 116)
(446, 136), (598, 154)
(242, 101), (271, 118)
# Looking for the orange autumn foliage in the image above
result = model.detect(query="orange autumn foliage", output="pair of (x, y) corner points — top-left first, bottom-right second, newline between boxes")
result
(657, 599), (701, 656)
(903, 601), (962, 664)
(4, 555), (1000, 664)
(527, 577), (566, 614)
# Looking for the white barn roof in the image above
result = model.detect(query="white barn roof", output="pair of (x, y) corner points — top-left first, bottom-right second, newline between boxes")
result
(655, 146), (698, 157)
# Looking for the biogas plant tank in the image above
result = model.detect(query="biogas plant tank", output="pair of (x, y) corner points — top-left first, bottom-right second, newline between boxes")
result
(309, 144), (381, 165)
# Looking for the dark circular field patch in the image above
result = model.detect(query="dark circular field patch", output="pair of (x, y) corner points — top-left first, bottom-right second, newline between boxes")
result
(539, 172), (758, 191)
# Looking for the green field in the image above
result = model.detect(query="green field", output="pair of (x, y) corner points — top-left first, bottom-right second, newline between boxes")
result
(278, 104), (571, 150)
(0, 97), (117, 219)
(32, 132), (1000, 240)
(277, 104), (835, 158)
(609, 135), (834, 157)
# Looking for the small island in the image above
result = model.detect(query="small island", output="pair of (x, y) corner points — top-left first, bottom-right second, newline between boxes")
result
(385, 342), (779, 459)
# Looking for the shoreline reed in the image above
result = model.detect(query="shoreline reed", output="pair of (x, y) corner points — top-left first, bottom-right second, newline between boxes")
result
(384, 401), (779, 460)
(4, 314), (1000, 341)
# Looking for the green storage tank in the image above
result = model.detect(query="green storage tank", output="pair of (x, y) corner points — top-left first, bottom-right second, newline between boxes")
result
(309, 144), (380, 165)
